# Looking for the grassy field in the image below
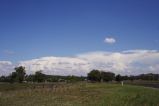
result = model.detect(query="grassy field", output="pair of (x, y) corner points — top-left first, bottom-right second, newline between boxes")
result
(0, 82), (159, 106)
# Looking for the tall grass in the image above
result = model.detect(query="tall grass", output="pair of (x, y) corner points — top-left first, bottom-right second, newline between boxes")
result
(0, 83), (159, 106)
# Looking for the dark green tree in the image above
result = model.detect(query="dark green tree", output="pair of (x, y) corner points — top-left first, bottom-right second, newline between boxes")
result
(25, 74), (35, 82)
(0, 76), (7, 82)
(14, 66), (26, 83)
(34, 70), (45, 82)
(101, 71), (115, 82)
(115, 74), (122, 82)
(87, 70), (101, 82)
(129, 75), (135, 82)
(122, 75), (129, 80)
(10, 72), (17, 83)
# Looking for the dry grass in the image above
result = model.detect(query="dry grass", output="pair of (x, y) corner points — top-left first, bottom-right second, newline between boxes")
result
(0, 82), (159, 106)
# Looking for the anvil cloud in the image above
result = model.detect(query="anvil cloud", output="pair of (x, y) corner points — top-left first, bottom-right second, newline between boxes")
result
(0, 50), (159, 76)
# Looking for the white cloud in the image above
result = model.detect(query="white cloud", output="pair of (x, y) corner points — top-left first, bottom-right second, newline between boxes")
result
(104, 37), (116, 44)
(0, 50), (159, 76)
(0, 61), (14, 76)
(77, 50), (159, 75)
(18, 57), (91, 76)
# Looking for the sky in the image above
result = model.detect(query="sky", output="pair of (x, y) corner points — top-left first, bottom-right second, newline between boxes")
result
(0, 0), (159, 76)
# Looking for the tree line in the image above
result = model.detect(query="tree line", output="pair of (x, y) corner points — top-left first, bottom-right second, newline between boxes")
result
(87, 70), (159, 82)
(0, 66), (159, 83)
(0, 66), (85, 83)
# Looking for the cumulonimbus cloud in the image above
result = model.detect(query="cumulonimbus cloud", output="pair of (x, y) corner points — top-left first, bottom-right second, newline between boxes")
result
(0, 61), (14, 76)
(0, 50), (159, 76)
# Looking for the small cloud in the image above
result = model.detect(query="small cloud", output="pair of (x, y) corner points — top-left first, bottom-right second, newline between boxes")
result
(104, 37), (116, 44)
(3, 50), (15, 55)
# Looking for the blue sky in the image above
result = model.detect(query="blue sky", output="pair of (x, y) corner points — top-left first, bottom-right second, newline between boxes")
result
(0, 0), (159, 62)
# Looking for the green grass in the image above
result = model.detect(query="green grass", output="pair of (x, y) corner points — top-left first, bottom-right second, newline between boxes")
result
(0, 83), (159, 106)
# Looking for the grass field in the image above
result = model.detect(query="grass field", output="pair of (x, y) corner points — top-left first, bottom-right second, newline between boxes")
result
(0, 82), (159, 106)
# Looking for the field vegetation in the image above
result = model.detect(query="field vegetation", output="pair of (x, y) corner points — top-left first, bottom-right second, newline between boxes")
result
(0, 82), (159, 106)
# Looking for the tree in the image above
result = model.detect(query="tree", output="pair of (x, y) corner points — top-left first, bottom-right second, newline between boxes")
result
(122, 75), (129, 80)
(34, 70), (45, 82)
(14, 66), (26, 83)
(0, 76), (6, 82)
(129, 75), (134, 82)
(87, 70), (101, 82)
(25, 74), (35, 82)
(101, 71), (115, 82)
(115, 74), (122, 82)
(10, 72), (17, 83)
